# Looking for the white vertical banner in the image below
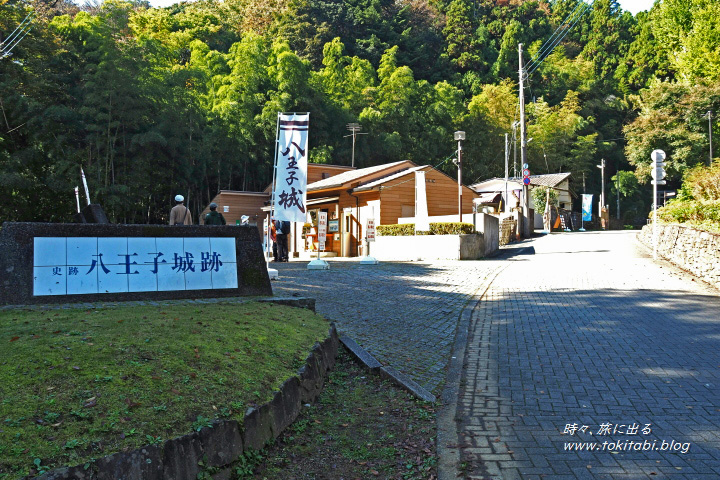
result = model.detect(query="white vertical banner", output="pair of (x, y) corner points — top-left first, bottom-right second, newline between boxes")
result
(273, 113), (309, 223)
(415, 170), (430, 232)
(318, 211), (327, 251)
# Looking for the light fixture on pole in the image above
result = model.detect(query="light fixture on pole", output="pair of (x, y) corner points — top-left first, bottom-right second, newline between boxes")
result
(454, 131), (465, 223)
(345, 123), (366, 168)
(704, 111), (713, 166)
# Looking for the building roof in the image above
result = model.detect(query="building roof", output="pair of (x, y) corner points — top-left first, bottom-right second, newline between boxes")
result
(352, 165), (427, 192)
(215, 190), (271, 196)
(307, 161), (412, 192)
(475, 192), (503, 204)
(469, 172), (571, 192)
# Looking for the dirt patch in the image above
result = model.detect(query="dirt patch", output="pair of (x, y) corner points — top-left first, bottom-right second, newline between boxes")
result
(249, 346), (437, 479)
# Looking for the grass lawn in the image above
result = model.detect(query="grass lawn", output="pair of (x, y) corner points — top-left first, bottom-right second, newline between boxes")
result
(0, 301), (330, 479)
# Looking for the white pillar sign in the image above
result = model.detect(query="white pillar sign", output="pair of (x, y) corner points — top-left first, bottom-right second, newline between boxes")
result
(367, 218), (376, 242)
(33, 237), (238, 296)
(318, 212), (327, 252)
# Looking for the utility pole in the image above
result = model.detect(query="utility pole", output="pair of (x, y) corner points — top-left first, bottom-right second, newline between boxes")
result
(616, 175), (620, 220)
(596, 158), (605, 218)
(512, 121), (519, 178)
(505, 133), (509, 213)
(705, 111), (713, 166)
(455, 131), (465, 222)
(518, 43), (530, 238)
(345, 123), (366, 168)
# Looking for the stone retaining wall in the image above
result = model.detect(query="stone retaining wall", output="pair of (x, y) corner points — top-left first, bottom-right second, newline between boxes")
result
(499, 217), (517, 246)
(638, 223), (720, 290)
(35, 324), (339, 480)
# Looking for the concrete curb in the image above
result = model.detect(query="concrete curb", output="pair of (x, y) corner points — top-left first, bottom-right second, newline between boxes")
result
(339, 334), (436, 403)
(339, 334), (382, 370)
(380, 366), (436, 403)
(436, 264), (508, 480)
(258, 296), (316, 312)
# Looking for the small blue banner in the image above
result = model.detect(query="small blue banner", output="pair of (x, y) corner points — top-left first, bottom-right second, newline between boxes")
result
(582, 194), (593, 222)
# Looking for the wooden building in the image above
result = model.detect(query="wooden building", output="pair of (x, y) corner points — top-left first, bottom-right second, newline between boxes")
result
(203, 161), (477, 258)
(302, 160), (477, 257)
(200, 164), (357, 235)
(469, 172), (574, 211)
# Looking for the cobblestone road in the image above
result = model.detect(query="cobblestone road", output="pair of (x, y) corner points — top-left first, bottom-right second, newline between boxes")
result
(456, 231), (720, 479)
(271, 259), (506, 394)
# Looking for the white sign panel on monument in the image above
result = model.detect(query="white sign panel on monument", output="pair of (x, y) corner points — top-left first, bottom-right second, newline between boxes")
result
(33, 237), (238, 296)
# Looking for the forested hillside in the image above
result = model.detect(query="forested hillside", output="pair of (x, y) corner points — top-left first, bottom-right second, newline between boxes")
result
(0, 0), (717, 223)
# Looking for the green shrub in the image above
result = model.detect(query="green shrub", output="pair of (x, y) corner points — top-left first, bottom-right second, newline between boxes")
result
(654, 160), (720, 233)
(376, 224), (416, 236)
(376, 222), (475, 236)
(657, 199), (720, 225)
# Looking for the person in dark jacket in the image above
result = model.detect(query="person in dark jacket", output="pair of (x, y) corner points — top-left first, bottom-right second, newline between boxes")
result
(204, 203), (226, 225)
(276, 220), (290, 262)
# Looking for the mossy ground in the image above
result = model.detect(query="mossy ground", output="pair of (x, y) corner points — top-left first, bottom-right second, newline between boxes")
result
(247, 347), (437, 480)
(0, 302), (329, 479)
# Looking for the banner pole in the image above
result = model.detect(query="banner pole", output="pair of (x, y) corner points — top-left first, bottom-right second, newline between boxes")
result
(268, 113), (281, 266)
(81, 167), (91, 205)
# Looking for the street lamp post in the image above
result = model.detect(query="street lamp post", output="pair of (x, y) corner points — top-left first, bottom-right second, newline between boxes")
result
(455, 131), (465, 223)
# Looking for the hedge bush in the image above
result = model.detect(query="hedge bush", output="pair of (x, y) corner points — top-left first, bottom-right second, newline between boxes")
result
(657, 199), (720, 232)
(655, 160), (720, 233)
(376, 222), (475, 236)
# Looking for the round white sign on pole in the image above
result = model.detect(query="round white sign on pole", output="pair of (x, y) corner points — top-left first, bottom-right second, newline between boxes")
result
(651, 149), (666, 163)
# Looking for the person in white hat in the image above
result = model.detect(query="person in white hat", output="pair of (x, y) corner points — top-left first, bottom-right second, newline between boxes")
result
(169, 194), (193, 225)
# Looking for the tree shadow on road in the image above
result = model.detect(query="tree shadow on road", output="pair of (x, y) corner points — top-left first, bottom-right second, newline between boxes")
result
(459, 287), (720, 478)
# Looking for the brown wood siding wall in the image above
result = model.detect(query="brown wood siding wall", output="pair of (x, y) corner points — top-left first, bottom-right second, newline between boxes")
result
(377, 169), (478, 225)
(378, 176), (416, 225)
(425, 169), (477, 217)
(201, 192), (269, 237)
(307, 165), (355, 184)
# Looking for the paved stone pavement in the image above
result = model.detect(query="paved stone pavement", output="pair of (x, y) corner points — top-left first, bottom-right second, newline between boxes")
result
(270, 259), (506, 394)
(454, 231), (720, 479)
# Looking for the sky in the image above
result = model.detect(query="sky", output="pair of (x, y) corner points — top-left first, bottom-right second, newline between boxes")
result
(146, 0), (658, 16)
(618, 0), (656, 14)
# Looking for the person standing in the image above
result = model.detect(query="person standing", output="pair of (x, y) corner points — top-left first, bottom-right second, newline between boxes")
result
(204, 202), (226, 225)
(270, 218), (278, 262)
(277, 220), (290, 262)
(169, 195), (193, 225)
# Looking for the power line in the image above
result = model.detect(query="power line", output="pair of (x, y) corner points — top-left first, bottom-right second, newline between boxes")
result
(1, 10), (35, 59)
(525, 0), (594, 77)
(526, 0), (586, 70)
